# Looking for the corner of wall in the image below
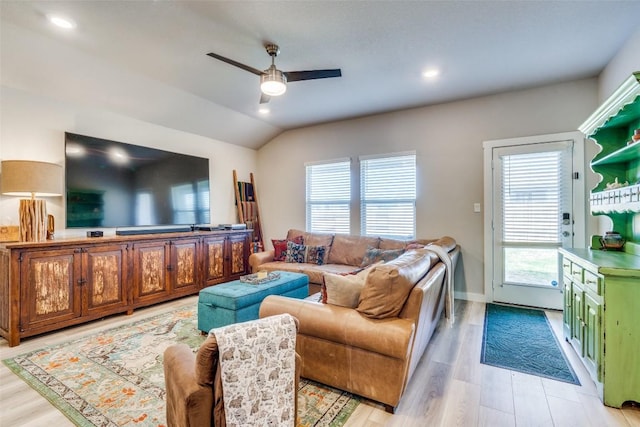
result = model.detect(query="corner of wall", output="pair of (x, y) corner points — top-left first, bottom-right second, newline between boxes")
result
(598, 27), (640, 102)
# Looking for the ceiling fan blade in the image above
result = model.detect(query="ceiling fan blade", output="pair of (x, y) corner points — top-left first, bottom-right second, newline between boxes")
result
(206, 52), (264, 76)
(284, 69), (342, 82)
(259, 93), (271, 104)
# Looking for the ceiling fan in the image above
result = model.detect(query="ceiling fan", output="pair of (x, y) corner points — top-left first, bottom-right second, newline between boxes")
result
(207, 44), (342, 104)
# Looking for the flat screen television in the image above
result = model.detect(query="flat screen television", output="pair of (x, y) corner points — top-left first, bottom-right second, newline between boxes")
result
(65, 132), (210, 229)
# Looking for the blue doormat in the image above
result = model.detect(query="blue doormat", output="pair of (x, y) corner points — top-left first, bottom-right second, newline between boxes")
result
(481, 303), (580, 385)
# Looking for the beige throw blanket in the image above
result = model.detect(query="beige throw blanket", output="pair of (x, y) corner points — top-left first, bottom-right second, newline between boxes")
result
(425, 243), (455, 325)
(211, 313), (297, 427)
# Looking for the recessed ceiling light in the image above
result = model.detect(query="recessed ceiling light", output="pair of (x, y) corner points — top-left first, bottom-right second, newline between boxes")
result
(422, 69), (440, 79)
(258, 108), (270, 115)
(47, 15), (76, 30)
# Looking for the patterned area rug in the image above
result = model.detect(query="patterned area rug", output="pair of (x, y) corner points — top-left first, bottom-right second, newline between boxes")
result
(3, 305), (360, 427)
(481, 303), (580, 385)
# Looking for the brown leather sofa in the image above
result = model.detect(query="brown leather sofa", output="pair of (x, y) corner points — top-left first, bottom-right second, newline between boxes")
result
(249, 228), (451, 295)
(163, 319), (301, 427)
(258, 234), (459, 412)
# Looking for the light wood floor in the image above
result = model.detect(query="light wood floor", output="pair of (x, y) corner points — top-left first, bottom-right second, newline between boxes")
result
(1, 297), (639, 427)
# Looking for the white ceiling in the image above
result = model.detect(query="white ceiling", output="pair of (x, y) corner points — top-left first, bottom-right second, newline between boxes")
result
(2, 1), (640, 149)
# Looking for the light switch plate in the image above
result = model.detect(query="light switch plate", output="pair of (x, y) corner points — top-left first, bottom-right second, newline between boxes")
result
(473, 203), (481, 213)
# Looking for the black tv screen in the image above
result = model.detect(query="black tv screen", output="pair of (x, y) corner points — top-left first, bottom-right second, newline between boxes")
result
(65, 132), (210, 228)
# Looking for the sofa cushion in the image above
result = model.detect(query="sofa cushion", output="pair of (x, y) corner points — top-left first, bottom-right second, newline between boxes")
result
(195, 335), (219, 386)
(378, 238), (408, 250)
(360, 246), (405, 267)
(287, 229), (334, 248)
(272, 236), (304, 261)
(357, 249), (438, 319)
(256, 262), (359, 286)
(327, 234), (380, 266)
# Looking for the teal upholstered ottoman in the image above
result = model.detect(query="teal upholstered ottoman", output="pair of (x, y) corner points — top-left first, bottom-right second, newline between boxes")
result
(197, 271), (308, 333)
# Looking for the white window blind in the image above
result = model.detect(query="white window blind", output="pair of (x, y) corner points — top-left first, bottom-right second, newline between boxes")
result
(360, 153), (416, 239)
(501, 150), (568, 243)
(306, 159), (351, 234)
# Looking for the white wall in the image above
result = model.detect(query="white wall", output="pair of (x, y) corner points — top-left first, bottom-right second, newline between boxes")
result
(257, 78), (598, 300)
(598, 26), (640, 102)
(0, 86), (258, 237)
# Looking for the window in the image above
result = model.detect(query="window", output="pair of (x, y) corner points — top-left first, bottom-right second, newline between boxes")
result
(360, 152), (416, 239)
(305, 159), (351, 234)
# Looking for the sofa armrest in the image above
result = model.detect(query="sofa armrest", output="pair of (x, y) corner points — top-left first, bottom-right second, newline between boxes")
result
(249, 250), (275, 273)
(164, 344), (213, 427)
(260, 296), (414, 359)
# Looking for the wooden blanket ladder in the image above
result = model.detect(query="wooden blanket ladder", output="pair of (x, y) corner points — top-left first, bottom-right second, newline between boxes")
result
(233, 170), (263, 253)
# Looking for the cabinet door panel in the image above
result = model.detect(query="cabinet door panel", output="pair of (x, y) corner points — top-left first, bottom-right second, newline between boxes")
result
(203, 236), (226, 285)
(83, 245), (128, 315)
(584, 293), (602, 381)
(570, 283), (584, 355)
(562, 277), (572, 335)
(228, 234), (248, 277)
(132, 241), (169, 302)
(171, 238), (199, 293)
(21, 249), (81, 330)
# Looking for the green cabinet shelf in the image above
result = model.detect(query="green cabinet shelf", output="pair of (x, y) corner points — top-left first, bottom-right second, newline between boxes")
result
(580, 72), (640, 252)
(591, 139), (640, 166)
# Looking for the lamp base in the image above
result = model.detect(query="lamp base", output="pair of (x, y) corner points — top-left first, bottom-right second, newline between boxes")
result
(19, 199), (47, 242)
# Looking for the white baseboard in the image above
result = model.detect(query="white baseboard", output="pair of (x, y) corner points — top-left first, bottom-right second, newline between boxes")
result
(454, 291), (486, 302)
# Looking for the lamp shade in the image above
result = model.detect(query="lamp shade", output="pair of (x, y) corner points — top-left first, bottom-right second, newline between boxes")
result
(260, 67), (287, 96)
(1, 160), (63, 197)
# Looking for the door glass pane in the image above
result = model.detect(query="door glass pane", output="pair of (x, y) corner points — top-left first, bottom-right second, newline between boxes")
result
(504, 247), (559, 287)
(502, 151), (564, 245)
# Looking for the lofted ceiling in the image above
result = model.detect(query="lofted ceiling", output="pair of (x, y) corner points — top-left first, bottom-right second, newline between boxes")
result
(1, 1), (640, 149)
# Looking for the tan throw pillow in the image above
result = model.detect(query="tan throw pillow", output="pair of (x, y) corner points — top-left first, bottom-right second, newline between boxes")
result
(323, 263), (380, 307)
(357, 249), (437, 319)
(324, 273), (366, 308)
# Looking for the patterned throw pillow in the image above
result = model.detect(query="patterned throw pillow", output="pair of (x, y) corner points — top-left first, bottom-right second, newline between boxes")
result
(305, 245), (326, 265)
(360, 246), (406, 267)
(272, 236), (304, 261)
(284, 241), (327, 265)
(285, 241), (307, 263)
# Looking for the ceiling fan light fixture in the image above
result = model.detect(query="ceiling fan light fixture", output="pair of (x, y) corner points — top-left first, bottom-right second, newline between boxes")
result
(260, 68), (287, 96)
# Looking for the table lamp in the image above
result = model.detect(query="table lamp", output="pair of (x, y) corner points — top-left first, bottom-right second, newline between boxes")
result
(1, 160), (63, 242)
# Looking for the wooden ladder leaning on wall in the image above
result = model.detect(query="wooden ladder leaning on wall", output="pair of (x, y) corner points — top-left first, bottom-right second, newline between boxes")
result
(233, 170), (264, 253)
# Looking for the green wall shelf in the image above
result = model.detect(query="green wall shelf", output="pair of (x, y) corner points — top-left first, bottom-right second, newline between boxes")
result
(580, 72), (640, 247)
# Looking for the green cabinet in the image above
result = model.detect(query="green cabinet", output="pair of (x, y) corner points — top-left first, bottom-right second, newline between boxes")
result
(560, 248), (640, 408)
(562, 72), (640, 408)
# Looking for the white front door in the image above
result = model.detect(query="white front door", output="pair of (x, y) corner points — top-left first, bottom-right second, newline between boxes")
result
(491, 139), (577, 309)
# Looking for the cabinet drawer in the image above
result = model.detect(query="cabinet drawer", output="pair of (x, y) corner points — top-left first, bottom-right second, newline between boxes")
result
(562, 258), (572, 277)
(583, 270), (602, 295)
(570, 263), (583, 283)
